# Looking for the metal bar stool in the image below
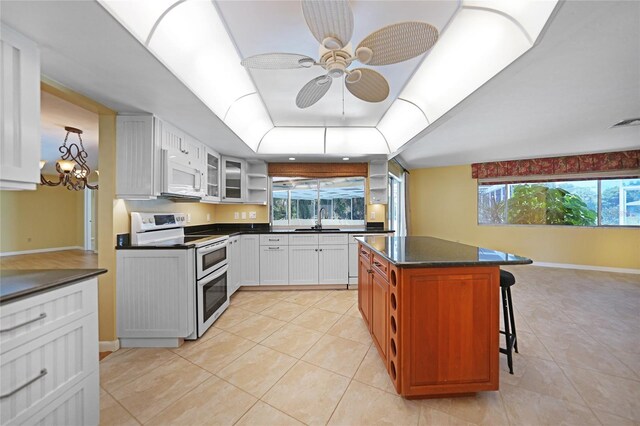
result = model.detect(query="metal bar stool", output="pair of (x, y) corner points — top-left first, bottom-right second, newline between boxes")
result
(499, 269), (518, 374)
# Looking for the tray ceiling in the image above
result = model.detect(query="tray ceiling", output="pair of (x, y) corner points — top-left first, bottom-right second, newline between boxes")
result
(216, 0), (459, 127)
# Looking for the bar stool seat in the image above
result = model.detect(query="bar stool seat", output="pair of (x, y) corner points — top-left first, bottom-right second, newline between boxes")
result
(499, 270), (518, 374)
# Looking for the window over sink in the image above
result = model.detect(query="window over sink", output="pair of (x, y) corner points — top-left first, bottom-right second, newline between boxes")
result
(271, 177), (365, 227)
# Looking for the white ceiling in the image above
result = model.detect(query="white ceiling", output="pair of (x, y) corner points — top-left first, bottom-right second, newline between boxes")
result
(216, 0), (458, 127)
(1, 1), (637, 167)
(40, 92), (99, 175)
(396, 0), (640, 169)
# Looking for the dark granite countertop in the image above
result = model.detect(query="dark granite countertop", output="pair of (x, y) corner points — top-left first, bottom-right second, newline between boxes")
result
(357, 236), (532, 268)
(0, 269), (107, 304)
(116, 224), (393, 250)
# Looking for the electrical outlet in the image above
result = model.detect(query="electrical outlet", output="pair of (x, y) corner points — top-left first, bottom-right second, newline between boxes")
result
(234, 212), (240, 220)
(241, 212), (247, 220)
(249, 211), (257, 219)
(370, 211), (376, 220)
(206, 213), (211, 222)
(187, 214), (192, 223)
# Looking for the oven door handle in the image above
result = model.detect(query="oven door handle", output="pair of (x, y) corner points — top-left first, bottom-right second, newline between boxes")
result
(198, 241), (227, 255)
(198, 264), (228, 286)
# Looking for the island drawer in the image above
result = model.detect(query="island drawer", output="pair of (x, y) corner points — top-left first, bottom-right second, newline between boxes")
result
(0, 279), (98, 354)
(372, 253), (389, 280)
(319, 233), (348, 245)
(359, 244), (371, 261)
(260, 234), (289, 246)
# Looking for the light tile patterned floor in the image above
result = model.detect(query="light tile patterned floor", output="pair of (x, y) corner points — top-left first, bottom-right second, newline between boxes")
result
(99, 266), (640, 425)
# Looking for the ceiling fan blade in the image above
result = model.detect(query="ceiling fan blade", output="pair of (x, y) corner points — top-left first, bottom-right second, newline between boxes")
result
(345, 68), (389, 103)
(301, 0), (354, 49)
(241, 53), (316, 69)
(296, 75), (332, 108)
(356, 22), (439, 66)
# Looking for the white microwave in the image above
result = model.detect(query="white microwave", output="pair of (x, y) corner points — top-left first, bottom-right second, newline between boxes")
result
(161, 149), (204, 198)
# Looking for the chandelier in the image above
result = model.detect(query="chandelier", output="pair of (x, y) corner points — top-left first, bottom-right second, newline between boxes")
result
(40, 126), (98, 191)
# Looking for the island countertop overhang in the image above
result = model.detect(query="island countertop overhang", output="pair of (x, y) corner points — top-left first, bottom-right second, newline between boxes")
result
(356, 235), (532, 268)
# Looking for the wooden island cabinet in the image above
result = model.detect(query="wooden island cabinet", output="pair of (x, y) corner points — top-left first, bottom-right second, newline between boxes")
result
(357, 236), (531, 398)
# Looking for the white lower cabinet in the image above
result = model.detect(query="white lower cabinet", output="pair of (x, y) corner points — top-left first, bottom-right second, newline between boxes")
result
(227, 236), (241, 295)
(0, 278), (99, 426)
(260, 246), (288, 285)
(319, 244), (349, 284)
(289, 246), (320, 285)
(240, 235), (259, 287)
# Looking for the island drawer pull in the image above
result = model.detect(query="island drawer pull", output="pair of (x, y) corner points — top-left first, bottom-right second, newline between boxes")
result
(373, 261), (383, 268)
(0, 368), (48, 399)
(268, 247), (281, 250)
(360, 250), (368, 256)
(0, 313), (47, 333)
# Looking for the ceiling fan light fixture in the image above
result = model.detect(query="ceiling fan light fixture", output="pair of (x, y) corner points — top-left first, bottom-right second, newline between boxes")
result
(346, 69), (362, 84)
(322, 36), (343, 50)
(355, 46), (372, 64)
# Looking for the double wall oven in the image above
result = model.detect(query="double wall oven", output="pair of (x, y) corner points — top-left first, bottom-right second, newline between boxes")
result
(195, 238), (229, 337)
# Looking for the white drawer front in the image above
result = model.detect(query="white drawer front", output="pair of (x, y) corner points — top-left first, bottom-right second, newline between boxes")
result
(318, 233), (348, 245)
(288, 234), (319, 246)
(260, 234), (289, 246)
(0, 279), (98, 354)
(22, 370), (99, 426)
(0, 313), (99, 425)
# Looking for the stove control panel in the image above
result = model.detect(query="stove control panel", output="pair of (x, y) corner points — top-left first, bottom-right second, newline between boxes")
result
(131, 212), (187, 233)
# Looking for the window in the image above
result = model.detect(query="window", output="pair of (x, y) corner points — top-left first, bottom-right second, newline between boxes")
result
(478, 178), (640, 227)
(271, 177), (365, 226)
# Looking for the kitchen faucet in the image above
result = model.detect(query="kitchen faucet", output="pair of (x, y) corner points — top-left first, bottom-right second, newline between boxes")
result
(314, 207), (327, 230)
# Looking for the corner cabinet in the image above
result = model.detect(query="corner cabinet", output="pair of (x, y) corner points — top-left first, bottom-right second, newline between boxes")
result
(0, 25), (41, 191)
(369, 160), (388, 204)
(221, 156), (246, 203)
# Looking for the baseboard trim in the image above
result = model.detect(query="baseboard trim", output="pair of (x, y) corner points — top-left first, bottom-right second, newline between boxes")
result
(0, 246), (84, 257)
(532, 261), (640, 275)
(99, 340), (120, 352)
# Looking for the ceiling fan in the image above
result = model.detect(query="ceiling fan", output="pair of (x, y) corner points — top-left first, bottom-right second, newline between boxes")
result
(240, 0), (439, 109)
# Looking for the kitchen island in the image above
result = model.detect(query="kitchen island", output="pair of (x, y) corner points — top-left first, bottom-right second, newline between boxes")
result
(356, 236), (531, 398)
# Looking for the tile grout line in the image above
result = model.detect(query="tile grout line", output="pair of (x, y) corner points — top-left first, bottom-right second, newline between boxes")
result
(100, 385), (143, 425)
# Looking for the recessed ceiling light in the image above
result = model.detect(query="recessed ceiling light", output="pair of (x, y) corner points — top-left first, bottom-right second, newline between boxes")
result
(342, 157), (350, 161)
(289, 157), (295, 161)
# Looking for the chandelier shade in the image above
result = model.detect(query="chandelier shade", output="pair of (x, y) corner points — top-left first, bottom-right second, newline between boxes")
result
(40, 126), (98, 191)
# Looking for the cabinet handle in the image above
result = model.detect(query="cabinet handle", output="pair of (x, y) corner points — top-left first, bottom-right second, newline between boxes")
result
(373, 261), (383, 268)
(0, 368), (48, 399)
(268, 239), (278, 241)
(0, 313), (47, 333)
(319, 249), (323, 252)
(367, 269), (373, 274)
(268, 247), (280, 250)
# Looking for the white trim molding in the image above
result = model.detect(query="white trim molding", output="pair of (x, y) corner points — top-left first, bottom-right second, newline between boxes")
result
(532, 261), (640, 275)
(99, 339), (121, 353)
(0, 246), (84, 257)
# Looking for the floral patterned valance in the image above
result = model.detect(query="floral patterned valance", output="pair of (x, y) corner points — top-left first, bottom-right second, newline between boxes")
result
(472, 150), (640, 180)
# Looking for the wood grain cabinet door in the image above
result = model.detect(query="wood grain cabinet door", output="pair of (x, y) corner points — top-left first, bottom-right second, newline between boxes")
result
(371, 271), (389, 362)
(357, 256), (372, 328)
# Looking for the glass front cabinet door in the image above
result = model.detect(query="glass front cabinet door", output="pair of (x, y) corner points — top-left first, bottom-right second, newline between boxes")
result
(221, 156), (245, 202)
(202, 149), (220, 203)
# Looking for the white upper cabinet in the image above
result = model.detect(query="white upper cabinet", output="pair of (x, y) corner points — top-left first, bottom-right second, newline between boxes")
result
(116, 114), (207, 199)
(369, 160), (388, 204)
(245, 160), (268, 205)
(202, 147), (221, 203)
(116, 115), (160, 198)
(221, 156), (246, 203)
(0, 25), (40, 191)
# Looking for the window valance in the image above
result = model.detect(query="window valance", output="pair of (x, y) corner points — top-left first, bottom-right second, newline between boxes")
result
(472, 150), (639, 183)
(268, 163), (368, 178)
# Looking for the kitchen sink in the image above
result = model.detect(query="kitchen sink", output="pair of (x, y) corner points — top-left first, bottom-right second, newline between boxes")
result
(294, 228), (341, 232)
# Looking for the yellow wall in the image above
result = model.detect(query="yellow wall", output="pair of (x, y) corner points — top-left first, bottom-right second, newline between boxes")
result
(409, 165), (640, 270)
(0, 180), (84, 252)
(209, 204), (267, 223)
